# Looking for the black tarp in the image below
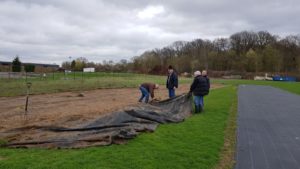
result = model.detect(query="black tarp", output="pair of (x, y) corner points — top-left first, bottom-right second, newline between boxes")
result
(1, 93), (192, 148)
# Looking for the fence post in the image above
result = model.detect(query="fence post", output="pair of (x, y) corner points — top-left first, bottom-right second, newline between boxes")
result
(25, 82), (32, 115)
(53, 71), (54, 80)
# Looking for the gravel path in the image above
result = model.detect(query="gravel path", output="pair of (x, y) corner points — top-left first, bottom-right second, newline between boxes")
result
(235, 85), (300, 169)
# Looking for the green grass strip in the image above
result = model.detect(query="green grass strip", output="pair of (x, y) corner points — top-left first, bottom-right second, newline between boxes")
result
(212, 79), (300, 95)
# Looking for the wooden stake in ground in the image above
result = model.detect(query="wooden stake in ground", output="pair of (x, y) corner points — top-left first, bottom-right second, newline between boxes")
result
(25, 82), (32, 115)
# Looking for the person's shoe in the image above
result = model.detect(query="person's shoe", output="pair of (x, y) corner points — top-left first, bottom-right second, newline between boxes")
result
(198, 106), (203, 113)
(194, 106), (199, 114)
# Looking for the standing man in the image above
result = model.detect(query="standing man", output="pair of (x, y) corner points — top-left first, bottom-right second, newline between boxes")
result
(138, 83), (159, 103)
(189, 71), (209, 113)
(202, 70), (210, 90)
(166, 65), (178, 98)
(201, 70), (210, 107)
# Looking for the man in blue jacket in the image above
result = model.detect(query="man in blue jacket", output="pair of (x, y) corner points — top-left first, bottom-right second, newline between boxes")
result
(166, 65), (178, 98)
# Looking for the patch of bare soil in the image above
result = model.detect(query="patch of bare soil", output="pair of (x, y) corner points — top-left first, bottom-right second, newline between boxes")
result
(0, 84), (223, 133)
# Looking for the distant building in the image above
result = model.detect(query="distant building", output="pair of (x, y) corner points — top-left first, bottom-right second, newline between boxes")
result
(0, 61), (59, 72)
(83, 67), (95, 72)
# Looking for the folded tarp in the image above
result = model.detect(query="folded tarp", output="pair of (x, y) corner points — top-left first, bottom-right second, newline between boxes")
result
(1, 93), (192, 148)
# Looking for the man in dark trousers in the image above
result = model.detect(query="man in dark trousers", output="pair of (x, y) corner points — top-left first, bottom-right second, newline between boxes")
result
(166, 65), (178, 98)
(138, 83), (159, 103)
(189, 71), (210, 113)
(202, 70), (210, 90)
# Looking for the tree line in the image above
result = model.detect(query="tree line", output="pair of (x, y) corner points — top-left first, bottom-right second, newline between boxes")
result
(131, 31), (300, 75)
(61, 31), (300, 76)
(62, 57), (129, 72)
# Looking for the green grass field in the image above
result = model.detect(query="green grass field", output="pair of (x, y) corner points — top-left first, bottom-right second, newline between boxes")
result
(1, 72), (299, 97)
(1, 74), (300, 169)
(0, 72), (192, 97)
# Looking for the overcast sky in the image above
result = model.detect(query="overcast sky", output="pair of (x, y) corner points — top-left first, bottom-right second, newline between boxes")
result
(0, 0), (299, 65)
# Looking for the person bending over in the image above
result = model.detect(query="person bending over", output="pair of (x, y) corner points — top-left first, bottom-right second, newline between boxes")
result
(138, 83), (159, 103)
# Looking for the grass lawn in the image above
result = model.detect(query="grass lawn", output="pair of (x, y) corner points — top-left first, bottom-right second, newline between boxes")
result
(212, 79), (300, 95)
(0, 72), (192, 97)
(0, 86), (237, 169)
(1, 72), (299, 97)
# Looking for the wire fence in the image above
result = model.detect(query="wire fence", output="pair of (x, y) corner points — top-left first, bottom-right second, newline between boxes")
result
(0, 71), (138, 82)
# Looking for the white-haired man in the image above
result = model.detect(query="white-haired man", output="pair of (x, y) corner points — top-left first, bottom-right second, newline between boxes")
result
(189, 70), (209, 113)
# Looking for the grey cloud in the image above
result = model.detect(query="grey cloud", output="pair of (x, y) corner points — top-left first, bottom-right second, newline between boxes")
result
(0, 0), (299, 65)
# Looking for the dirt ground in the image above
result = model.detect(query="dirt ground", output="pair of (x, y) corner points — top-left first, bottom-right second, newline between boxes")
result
(0, 84), (222, 133)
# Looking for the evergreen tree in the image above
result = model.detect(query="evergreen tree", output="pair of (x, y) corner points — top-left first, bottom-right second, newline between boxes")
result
(12, 56), (22, 72)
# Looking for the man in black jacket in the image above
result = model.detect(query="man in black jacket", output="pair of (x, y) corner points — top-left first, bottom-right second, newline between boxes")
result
(202, 70), (210, 91)
(189, 71), (210, 113)
(166, 65), (178, 98)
